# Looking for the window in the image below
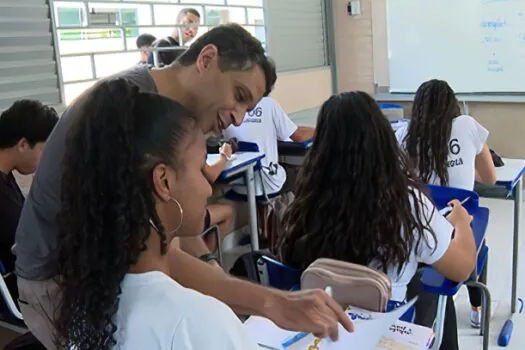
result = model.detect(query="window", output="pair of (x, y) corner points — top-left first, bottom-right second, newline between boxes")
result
(265, 0), (328, 71)
(53, 0), (266, 105)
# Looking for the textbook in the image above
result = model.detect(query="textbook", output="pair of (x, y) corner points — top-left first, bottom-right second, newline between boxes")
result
(245, 298), (433, 350)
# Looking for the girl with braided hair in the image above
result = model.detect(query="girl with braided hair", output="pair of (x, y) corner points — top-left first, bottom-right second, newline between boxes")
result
(396, 79), (496, 329)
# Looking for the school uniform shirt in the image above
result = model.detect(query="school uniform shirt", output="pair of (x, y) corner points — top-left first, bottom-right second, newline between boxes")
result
(369, 189), (454, 301)
(395, 115), (489, 190)
(223, 97), (298, 196)
(113, 271), (259, 349)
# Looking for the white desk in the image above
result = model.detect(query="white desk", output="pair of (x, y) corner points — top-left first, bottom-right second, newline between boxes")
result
(207, 152), (265, 250)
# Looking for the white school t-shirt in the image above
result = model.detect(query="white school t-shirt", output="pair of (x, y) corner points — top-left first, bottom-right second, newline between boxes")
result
(369, 189), (454, 301)
(223, 97), (298, 196)
(395, 115), (489, 190)
(112, 271), (259, 350)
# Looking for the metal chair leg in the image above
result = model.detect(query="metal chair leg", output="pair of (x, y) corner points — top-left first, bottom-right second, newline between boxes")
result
(202, 225), (223, 266)
(467, 280), (491, 350)
(431, 295), (447, 350)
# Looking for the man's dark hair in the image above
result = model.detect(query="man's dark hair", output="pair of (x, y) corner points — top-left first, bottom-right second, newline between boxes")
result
(176, 23), (277, 96)
(177, 8), (201, 22)
(0, 100), (59, 149)
(136, 33), (156, 49)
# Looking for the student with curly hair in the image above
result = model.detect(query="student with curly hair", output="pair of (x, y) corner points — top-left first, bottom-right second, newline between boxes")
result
(396, 79), (496, 328)
(278, 91), (477, 349)
(54, 78), (259, 349)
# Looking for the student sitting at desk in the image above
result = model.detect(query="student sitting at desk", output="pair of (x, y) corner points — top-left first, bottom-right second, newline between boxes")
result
(53, 80), (259, 349)
(223, 96), (314, 197)
(277, 91), (476, 350)
(202, 142), (234, 253)
(396, 79), (496, 329)
(0, 100), (58, 308)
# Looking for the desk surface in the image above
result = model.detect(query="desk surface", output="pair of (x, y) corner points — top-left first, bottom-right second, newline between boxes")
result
(207, 151), (265, 178)
(496, 158), (525, 186)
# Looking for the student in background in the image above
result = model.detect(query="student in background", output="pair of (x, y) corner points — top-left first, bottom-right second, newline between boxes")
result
(223, 96), (314, 196)
(136, 33), (156, 65)
(54, 79), (259, 349)
(202, 142), (234, 254)
(278, 91), (476, 350)
(0, 100), (58, 304)
(396, 79), (496, 328)
(148, 8), (200, 67)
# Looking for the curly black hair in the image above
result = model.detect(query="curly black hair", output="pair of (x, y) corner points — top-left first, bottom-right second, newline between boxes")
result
(55, 78), (195, 349)
(404, 79), (460, 185)
(0, 99), (58, 149)
(278, 91), (436, 273)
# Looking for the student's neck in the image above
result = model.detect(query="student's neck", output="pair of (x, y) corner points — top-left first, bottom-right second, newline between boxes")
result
(0, 150), (15, 174)
(128, 230), (171, 276)
(150, 66), (199, 112)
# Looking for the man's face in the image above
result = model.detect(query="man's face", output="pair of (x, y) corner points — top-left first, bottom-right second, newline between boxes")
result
(179, 13), (200, 43)
(193, 48), (266, 134)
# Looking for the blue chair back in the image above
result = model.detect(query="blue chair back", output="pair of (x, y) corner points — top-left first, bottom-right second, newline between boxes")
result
(258, 255), (301, 291)
(379, 103), (403, 109)
(426, 184), (479, 213)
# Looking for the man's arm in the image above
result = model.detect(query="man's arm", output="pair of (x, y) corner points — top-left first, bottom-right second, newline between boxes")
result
(168, 244), (354, 340)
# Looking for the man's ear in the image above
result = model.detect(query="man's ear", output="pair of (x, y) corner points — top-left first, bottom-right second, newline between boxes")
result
(152, 163), (174, 202)
(196, 44), (219, 73)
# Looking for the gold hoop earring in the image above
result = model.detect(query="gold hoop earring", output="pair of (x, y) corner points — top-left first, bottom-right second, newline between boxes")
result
(169, 197), (184, 233)
(149, 198), (183, 234)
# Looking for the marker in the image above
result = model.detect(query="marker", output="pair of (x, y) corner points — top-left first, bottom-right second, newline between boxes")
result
(281, 286), (333, 348)
(439, 196), (471, 217)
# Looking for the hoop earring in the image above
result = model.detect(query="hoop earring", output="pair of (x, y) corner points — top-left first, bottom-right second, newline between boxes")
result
(149, 197), (183, 234)
(169, 197), (184, 233)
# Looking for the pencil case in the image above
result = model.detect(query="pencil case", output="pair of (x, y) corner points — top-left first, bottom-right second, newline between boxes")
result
(300, 258), (392, 312)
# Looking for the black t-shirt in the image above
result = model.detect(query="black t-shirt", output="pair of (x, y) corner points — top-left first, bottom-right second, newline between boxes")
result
(147, 37), (185, 67)
(0, 171), (24, 301)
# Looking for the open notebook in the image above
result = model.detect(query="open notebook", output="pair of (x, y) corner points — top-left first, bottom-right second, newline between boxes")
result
(245, 298), (433, 350)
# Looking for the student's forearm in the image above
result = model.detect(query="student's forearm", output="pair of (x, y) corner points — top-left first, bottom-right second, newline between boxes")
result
(169, 246), (280, 316)
(290, 127), (315, 142)
(204, 159), (226, 183)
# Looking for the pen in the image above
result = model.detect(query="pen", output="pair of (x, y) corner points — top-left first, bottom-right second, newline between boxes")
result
(439, 196), (471, 217)
(281, 286), (333, 348)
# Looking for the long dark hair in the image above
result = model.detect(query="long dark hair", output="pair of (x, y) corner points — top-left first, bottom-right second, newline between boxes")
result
(404, 79), (460, 185)
(55, 78), (195, 349)
(278, 91), (435, 273)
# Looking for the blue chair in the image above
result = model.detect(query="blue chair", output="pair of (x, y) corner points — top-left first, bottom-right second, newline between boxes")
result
(256, 255), (301, 291)
(422, 185), (491, 350)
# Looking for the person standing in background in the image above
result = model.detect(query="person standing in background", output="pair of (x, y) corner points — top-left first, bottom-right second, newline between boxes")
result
(148, 8), (201, 67)
(136, 33), (156, 65)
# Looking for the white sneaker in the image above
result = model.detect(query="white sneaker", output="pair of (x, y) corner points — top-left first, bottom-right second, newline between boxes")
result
(470, 309), (481, 328)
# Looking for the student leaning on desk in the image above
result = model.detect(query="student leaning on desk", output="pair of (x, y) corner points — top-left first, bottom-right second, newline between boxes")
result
(12, 24), (353, 349)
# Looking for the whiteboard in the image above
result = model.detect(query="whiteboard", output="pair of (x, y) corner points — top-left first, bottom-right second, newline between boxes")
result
(387, 0), (525, 93)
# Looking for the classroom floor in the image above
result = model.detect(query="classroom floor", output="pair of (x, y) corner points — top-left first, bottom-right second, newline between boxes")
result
(1, 196), (524, 349)
(454, 196), (525, 349)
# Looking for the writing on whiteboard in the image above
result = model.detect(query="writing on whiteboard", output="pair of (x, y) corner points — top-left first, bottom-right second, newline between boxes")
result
(480, 19), (507, 29)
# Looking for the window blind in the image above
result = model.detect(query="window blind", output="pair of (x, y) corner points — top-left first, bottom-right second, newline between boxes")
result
(265, 0), (328, 71)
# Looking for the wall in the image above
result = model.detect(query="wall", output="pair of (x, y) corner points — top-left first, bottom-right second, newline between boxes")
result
(332, 0), (525, 158)
(274, 67), (332, 126)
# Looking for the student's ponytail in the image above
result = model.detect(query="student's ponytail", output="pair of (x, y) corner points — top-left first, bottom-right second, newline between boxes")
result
(55, 78), (183, 349)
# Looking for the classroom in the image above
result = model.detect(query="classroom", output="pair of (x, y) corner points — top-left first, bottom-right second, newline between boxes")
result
(0, 0), (524, 349)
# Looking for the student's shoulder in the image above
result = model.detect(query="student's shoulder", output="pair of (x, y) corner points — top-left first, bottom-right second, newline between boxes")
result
(453, 114), (480, 128)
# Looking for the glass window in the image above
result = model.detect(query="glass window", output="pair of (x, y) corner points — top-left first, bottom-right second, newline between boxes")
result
(64, 81), (96, 105)
(205, 7), (246, 25)
(227, 0), (263, 6)
(60, 56), (93, 82)
(247, 8), (264, 25)
(153, 5), (204, 26)
(95, 52), (138, 78)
